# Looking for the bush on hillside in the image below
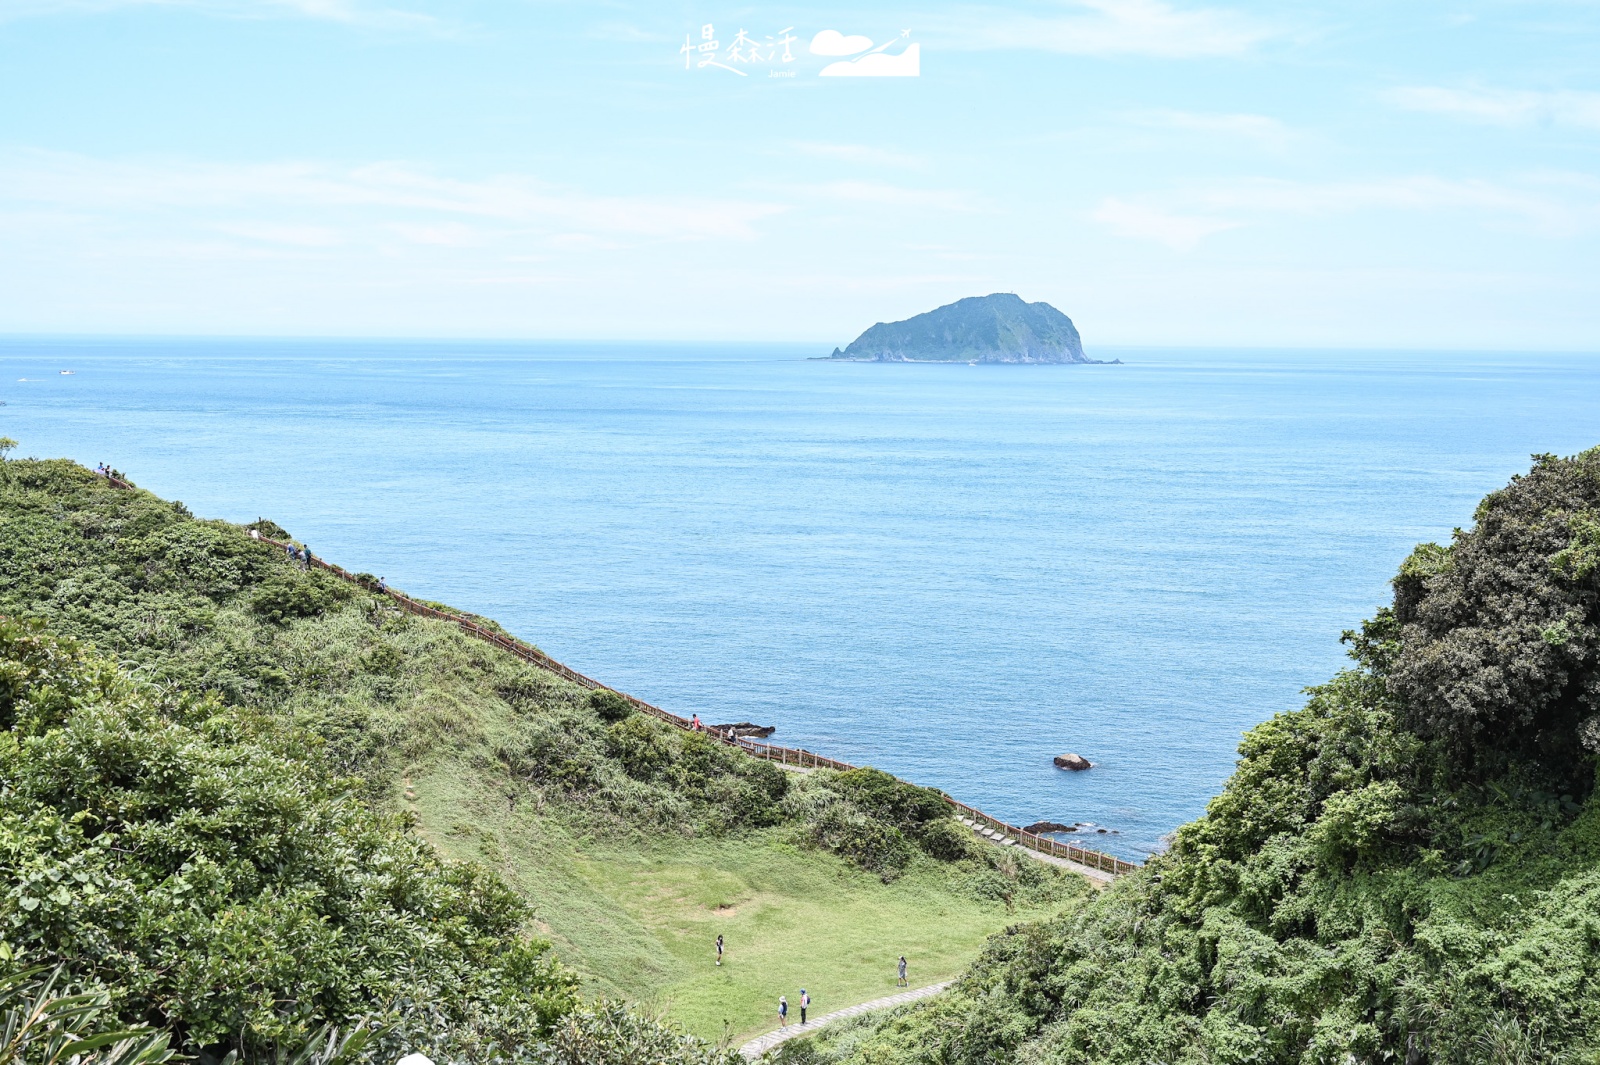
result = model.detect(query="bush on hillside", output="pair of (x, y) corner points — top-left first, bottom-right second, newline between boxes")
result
(821, 767), (963, 859)
(1383, 448), (1600, 783)
(915, 817), (976, 861)
(250, 574), (336, 624)
(797, 794), (915, 879)
(244, 518), (290, 540)
(589, 688), (633, 723)
(825, 767), (949, 827)
(0, 617), (580, 1060)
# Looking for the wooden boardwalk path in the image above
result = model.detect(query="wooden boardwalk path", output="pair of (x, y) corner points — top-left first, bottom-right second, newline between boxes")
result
(953, 816), (1116, 885)
(738, 981), (953, 1060)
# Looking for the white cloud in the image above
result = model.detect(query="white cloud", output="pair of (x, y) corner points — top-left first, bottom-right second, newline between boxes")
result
(790, 142), (924, 168)
(215, 221), (342, 246)
(1384, 86), (1600, 131)
(1195, 176), (1592, 232)
(0, 0), (442, 30)
(1092, 198), (1238, 249)
(820, 44), (921, 77)
(1094, 173), (1600, 248)
(585, 21), (668, 43)
(0, 150), (788, 241)
(1129, 109), (1297, 147)
(941, 0), (1273, 58)
(803, 180), (979, 211)
(809, 29), (874, 55)
(385, 221), (482, 246)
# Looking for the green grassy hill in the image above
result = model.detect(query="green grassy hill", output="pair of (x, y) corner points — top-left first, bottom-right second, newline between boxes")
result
(0, 454), (1084, 1051)
(780, 449), (1600, 1064)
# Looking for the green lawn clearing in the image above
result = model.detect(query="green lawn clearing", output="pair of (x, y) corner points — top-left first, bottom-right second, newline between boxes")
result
(411, 760), (1080, 1043)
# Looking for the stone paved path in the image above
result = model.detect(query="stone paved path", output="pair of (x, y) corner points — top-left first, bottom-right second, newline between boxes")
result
(738, 981), (954, 1060)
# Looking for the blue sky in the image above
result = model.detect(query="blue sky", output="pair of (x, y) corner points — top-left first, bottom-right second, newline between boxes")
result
(2, 0), (1598, 347)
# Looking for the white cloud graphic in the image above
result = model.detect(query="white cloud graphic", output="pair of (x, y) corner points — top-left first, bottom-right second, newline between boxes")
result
(810, 29), (873, 55)
(820, 43), (920, 77)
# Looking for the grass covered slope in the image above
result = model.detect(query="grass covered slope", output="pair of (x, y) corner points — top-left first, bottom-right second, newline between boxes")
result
(410, 773), (1066, 1040)
(0, 456), (1082, 1043)
(788, 449), (1600, 1065)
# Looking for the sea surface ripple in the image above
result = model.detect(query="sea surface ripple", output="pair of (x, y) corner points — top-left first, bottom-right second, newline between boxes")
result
(6, 339), (1599, 858)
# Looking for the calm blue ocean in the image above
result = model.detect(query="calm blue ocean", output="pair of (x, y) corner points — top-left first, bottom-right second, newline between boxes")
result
(5, 338), (1600, 858)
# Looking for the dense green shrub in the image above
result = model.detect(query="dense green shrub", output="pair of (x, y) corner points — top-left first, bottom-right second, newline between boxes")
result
(243, 518), (290, 540)
(808, 801), (915, 878)
(824, 768), (949, 828)
(0, 618), (580, 1060)
(820, 767), (964, 860)
(588, 689), (632, 723)
(1385, 449), (1600, 783)
(915, 817), (976, 861)
(250, 574), (335, 623)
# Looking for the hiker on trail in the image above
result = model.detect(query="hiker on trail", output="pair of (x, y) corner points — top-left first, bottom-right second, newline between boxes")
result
(692, 714), (702, 730)
(715, 934), (724, 966)
(799, 989), (810, 1025)
(898, 956), (908, 987)
(378, 577), (387, 593)
(302, 546), (311, 570)
(778, 996), (788, 1028)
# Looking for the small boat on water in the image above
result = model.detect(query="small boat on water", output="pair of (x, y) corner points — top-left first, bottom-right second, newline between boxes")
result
(59, 370), (75, 375)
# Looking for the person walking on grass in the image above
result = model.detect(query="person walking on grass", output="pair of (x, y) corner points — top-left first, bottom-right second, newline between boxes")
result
(898, 955), (908, 987)
(715, 934), (724, 966)
(799, 989), (810, 1025)
(778, 996), (788, 1028)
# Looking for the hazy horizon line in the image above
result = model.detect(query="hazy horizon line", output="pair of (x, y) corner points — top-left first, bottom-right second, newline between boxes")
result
(3, 333), (1599, 357)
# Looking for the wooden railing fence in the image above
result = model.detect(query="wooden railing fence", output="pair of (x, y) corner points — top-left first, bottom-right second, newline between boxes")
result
(946, 799), (1141, 877)
(99, 471), (1137, 878)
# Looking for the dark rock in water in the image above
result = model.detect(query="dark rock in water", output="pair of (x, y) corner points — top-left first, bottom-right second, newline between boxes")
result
(1053, 752), (1092, 770)
(709, 722), (775, 738)
(1023, 820), (1076, 834)
(825, 293), (1119, 364)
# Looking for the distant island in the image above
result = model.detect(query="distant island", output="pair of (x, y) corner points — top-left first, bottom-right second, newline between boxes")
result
(823, 293), (1120, 364)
